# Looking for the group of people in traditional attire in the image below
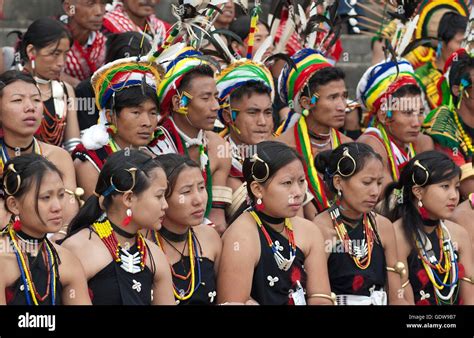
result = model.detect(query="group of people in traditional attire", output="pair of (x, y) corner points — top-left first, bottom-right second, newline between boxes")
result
(0, 0), (473, 306)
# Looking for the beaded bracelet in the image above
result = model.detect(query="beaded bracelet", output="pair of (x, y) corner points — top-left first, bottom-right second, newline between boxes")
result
(212, 201), (227, 210)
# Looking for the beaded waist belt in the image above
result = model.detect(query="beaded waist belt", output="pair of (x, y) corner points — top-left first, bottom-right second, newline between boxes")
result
(336, 288), (387, 306)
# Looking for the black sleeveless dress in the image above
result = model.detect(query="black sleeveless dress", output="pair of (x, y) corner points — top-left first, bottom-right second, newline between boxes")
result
(251, 223), (307, 305)
(88, 243), (154, 305)
(328, 221), (387, 298)
(6, 249), (63, 305)
(407, 229), (460, 305)
(172, 256), (217, 305)
(38, 82), (70, 147)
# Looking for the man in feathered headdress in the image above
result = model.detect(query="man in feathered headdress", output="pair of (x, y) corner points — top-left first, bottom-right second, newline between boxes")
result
(73, 56), (164, 198)
(148, 45), (232, 234)
(357, 58), (433, 194)
(277, 48), (352, 216)
(423, 49), (474, 199)
(215, 59), (275, 221)
(407, 0), (469, 109)
(422, 2), (474, 199)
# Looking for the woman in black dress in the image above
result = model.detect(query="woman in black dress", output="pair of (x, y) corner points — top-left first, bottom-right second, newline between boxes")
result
(147, 154), (221, 305)
(62, 149), (174, 305)
(314, 142), (406, 305)
(0, 154), (90, 305)
(385, 151), (474, 305)
(18, 17), (80, 150)
(218, 141), (333, 305)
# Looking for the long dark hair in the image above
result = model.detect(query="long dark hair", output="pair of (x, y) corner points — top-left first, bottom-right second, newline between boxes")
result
(242, 141), (302, 203)
(66, 149), (164, 236)
(3, 153), (64, 226)
(15, 17), (72, 63)
(384, 151), (460, 249)
(314, 142), (382, 194)
(157, 153), (201, 198)
(105, 32), (152, 64)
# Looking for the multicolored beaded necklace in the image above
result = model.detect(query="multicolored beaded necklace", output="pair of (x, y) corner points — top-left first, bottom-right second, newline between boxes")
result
(377, 123), (415, 181)
(153, 229), (202, 301)
(249, 210), (296, 271)
(415, 221), (459, 304)
(92, 218), (147, 273)
(329, 205), (375, 270)
(108, 137), (121, 153)
(0, 138), (43, 174)
(8, 226), (57, 305)
(294, 117), (341, 212)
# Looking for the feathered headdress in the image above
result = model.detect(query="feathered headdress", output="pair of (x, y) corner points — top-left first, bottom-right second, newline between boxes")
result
(270, 0), (347, 56)
(214, 0), (278, 127)
(151, 0), (254, 115)
(463, 4), (474, 54)
(156, 44), (214, 114)
(273, 0), (353, 134)
(356, 58), (419, 121)
(354, 1), (423, 125)
(215, 59), (275, 125)
(276, 48), (333, 133)
(81, 56), (165, 150)
(413, 0), (469, 65)
(415, 0), (469, 41)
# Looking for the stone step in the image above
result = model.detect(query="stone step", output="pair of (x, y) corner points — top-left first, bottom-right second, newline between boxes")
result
(337, 62), (371, 99)
(338, 33), (373, 98)
(340, 33), (372, 62)
(1, 0), (62, 23)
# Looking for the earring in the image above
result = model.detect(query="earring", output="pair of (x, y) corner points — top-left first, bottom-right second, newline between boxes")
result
(336, 189), (342, 206)
(13, 216), (21, 231)
(417, 199), (430, 220)
(31, 57), (36, 71)
(122, 208), (132, 226)
(255, 198), (265, 212)
(107, 124), (118, 134)
(418, 199), (423, 208)
(436, 41), (442, 58)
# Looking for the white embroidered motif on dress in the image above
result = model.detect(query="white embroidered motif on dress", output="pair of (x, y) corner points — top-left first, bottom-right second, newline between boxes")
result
(267, 275), (279, 287)
(132, 279), (142, 293)
(208, 291), (216, 303)
(420, 290), (430, 301)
